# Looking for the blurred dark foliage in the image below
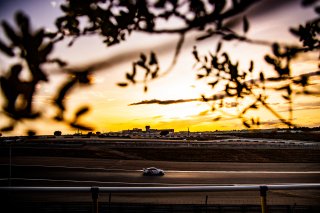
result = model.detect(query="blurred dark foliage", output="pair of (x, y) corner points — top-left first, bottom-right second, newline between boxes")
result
(54, 130), (62, 136)
(190, 0), (319, 128)
(0, 11), (91, 133)
(0, 12), (63, 133)
(0, 0), (319, 135)
(290, 18), (320, 52)
(53, 70), (93, 131)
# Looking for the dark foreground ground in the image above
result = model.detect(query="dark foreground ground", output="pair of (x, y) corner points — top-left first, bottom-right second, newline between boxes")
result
(1, 138), (320, 162)
(3, 202), (320, 213)
(0, 138), (319, 212)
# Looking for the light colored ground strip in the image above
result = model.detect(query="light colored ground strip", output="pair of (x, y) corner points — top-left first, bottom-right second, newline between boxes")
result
(0, 178), (318, 187)
(1, 164), (320, 174)
(166, 170), (320, 174)
(0, 164), (134, 172)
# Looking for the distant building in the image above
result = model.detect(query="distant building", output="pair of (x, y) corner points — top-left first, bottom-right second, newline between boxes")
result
(122, 128), (143, 134)
(122, 126), (174, 138)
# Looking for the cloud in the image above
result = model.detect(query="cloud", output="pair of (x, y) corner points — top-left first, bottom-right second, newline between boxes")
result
(198, 110), (209, 116)
(294, 101), (320, 111)
(129, 98), (199, 106)
(152, 115), (163, 119)
(296, 101), (320, 107)
(259, 117), (298, 127)
(277, 101), (320, 113)
(260, 120), (282, 126)
(129, 94), (226, 106)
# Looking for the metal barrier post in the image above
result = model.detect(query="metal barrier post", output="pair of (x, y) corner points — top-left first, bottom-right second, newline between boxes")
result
(260, 186), (268, 213)
(205, 195), (208, 213)
(108, 192), (112, 212)
(9, 143), (11, 186)
(91, 186), (99, 213)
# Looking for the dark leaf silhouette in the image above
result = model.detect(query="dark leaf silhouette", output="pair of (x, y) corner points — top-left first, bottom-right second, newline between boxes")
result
(155, 0), (166, 8)
(212, 116), (221, 121)
(16, 12), (30, 35)
(249, 60), (254, 72)
(0, 125), (15, 132)
(286, 86), (292, 95)
(264, 55), (275, 65)
(259, 72), (265, 82)
(117, 82), (128, 87)
(2, 21), (20, 45)
(243, 16), (249, 33)
(149, 52), (157, 65)
(212, 0), (226, 14)
(251, 118), (255, 125)
(54, 114), (64, 122)
(242, 120), (251, 128)
(151, 70), (158, 79)
(140, 53), (147, 63)
(75, 106), (90, 118)
(301, 0), (318, 7)
(192, 46), (199, 61)
(216, 42), (222, 53)
(276, 85), (290, 91)
(55, 79), (77, 111)
(49, 58), (67, 67)
(197, 74), (205, 79)
(126, 72), (136, 83)
(250, 104), (258, 109)
(39, 42), (54, 62)
(0, 39), (14, 56)
(208, 81), (218, 88)
(70, 123), (93, 131)
(293, 75), (308, 87)
(282, 95), (290, 100)
(272, 43), (281, 57)
(27, 130), (36, 136)
(223, 34), (237, 41)
(201, 95), (208, 102)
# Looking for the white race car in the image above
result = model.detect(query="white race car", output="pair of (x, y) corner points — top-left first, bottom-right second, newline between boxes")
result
(142, 167), (165, 176)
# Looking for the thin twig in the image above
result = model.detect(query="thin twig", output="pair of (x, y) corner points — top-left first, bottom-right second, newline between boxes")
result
(159, 33), (185, 78)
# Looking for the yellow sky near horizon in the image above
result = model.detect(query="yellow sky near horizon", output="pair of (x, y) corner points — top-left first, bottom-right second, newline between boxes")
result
(0, 0), (319, 136)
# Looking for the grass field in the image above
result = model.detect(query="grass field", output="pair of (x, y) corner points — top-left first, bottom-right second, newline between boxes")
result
(1, 142), (319, 163)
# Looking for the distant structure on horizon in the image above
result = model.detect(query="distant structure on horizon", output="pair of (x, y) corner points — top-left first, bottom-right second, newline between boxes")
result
(121, 125), (174, 138)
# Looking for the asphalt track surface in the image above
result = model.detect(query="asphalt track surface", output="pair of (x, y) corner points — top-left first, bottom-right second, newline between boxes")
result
(1, 164), (320, 186)
(0, 157), (319, 205)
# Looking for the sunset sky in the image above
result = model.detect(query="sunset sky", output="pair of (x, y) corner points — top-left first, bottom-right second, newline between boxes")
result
(0, 0), (319, 135)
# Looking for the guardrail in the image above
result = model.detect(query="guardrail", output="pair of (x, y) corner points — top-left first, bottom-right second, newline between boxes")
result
(1, 184), (320, 213)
